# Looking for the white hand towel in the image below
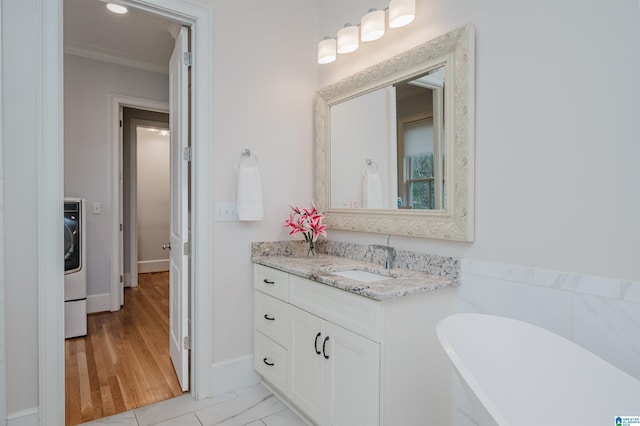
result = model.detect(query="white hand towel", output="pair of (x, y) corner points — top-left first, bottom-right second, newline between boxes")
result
(363, 170), (383, 209)
(237, 164), (264, 221)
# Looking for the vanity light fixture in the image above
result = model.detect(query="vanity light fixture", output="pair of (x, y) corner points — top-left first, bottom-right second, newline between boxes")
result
(337, 23), (359, 54)
(388, 0), (415, 28)
(106, 3), (128, 14)
(361, 9), (385, 42)
(316, 0), (416, 64)
(318, 36), (337, 64)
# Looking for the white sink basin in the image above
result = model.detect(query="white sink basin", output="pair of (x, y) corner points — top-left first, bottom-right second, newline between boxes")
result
(331, 269), (392, 283)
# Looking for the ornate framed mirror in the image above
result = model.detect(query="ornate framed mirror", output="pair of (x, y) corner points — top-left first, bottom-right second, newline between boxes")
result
(315, 24), (475, 241)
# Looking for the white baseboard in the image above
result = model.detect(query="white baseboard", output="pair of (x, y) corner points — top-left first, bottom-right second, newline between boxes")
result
(87, 293), (110, 314)
(211, 354), (260, 396)
(7, 407), (38, 426)
(138, 259), (169, 273)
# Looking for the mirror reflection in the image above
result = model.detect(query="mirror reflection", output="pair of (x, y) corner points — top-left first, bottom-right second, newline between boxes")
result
(330, 65), (446, 210)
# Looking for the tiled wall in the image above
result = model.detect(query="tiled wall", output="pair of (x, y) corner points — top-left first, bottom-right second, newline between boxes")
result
(0, 10), (5, 422)
(452, 259), (640, 425)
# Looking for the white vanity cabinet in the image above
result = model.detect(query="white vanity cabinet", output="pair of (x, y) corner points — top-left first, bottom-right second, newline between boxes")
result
(288, 304), (380, 426)
(253, 263), (453, 426)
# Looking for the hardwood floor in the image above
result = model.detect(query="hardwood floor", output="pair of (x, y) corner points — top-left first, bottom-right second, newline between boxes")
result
(65, 272), (186, 426)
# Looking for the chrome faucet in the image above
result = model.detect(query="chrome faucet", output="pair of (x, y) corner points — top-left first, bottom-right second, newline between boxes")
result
(372, 235), (394, 269)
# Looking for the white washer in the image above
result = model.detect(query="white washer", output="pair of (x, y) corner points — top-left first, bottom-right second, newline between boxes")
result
(64, 197), (87, 338)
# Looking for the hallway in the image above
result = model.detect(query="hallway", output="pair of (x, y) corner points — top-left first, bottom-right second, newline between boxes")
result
(65, 272), (186, 425)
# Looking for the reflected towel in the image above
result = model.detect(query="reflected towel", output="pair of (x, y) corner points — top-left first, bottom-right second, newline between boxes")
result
(237, 164), (264, 221)
(363, 170), (383, 209)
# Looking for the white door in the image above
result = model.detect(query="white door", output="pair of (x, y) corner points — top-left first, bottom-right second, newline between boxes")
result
(288, 306), (325, 425)
(324, 322), (380, 426)
(168, 26), (190, 392)
(119, 106), (125, 307)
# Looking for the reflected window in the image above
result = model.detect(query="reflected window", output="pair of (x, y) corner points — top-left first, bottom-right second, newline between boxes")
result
(407, 152), (435, 209)
(395, 67), (445, 210)
(403, 119), (435, 209)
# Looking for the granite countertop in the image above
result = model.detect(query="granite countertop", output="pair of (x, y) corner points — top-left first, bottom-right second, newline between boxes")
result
(251, 253), (457, 301)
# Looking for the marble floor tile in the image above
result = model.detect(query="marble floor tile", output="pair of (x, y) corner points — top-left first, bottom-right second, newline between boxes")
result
(79, 384), (306, 426)
(261, 408), (309, 426)
(80, 410), (138, 425)
(135, 392), (238, 425)
(195, 385), (282, 426)
(213, 395), (286, 426)
(149, 412), (202, 426)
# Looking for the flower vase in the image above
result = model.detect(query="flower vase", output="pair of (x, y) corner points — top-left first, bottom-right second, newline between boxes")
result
(305, 236), (315, 257)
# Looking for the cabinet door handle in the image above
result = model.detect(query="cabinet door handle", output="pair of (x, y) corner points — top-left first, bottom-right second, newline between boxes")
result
(263, 279), (275, 285)
(322, 336), (330, 359)
(314, 332), (322, 355)
(263, 358), (275, 366)
(263, 314), (275, 321)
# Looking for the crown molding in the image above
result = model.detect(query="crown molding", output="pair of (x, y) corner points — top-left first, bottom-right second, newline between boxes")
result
(64, 40), (168, 74)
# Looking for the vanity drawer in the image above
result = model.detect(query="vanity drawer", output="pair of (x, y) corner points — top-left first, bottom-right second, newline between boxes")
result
(254, 291), (288, 347)
(254, 264), (289, 301)
(289, 275), (382, 342)
(254, 331), (288, 394)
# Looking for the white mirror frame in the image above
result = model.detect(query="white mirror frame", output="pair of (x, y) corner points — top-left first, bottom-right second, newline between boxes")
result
(315, 24), (475, 241)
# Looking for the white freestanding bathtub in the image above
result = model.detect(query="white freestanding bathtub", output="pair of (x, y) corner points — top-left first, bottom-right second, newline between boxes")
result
(436, 313), (640, 426)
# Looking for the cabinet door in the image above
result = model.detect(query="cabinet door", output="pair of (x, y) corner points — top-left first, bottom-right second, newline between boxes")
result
(288, 305), (325, 425)
(324, 322), (380, 426)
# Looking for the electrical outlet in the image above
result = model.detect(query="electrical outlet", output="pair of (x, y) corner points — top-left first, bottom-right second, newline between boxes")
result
(214, 202), (238, 221)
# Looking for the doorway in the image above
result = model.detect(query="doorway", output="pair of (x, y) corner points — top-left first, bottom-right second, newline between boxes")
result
(37, 0), (214, 422)
(122, 110), (171, 288)
(58, 0), (211, 424)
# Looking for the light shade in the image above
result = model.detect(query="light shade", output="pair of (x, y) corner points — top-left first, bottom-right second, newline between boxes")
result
(106, 3), (128, 14)
(317, 37), (337, 64)
(361, 9), (385, 42)
(389, 0), (415, 28)
(337, 23), (359, 54)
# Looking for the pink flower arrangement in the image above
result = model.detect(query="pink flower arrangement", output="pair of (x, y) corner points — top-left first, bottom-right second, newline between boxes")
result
(283, 203), (327, 256)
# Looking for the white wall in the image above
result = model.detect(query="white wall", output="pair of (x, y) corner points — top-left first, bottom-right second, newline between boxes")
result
(0, 1), (6, 421)
(136, 127), (170, 270)
(319, 0), (640, 283)
(64, 54), (169, 296)
(316, 2), (640, 423)
(209, 0), (319, 369)
(2, 0), (42, 416)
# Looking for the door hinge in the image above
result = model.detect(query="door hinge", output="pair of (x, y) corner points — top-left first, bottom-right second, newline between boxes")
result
(120, 120), (123, 128)
(184, 51), (192, 66)
(120, 275), (123, 283)
(183, 241), (191, 256)
(120, 223), (123, 231)
(183, 336), (191, 350)
(183, 146), (192, 162)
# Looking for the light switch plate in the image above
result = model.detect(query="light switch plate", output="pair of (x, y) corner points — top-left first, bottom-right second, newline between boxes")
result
(214, 203), (238, 221)
(93, 202), (101, 214)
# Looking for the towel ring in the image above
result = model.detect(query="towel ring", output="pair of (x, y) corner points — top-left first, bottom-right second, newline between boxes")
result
(239, 148), (258, 166)
(365, 159), (378, 173)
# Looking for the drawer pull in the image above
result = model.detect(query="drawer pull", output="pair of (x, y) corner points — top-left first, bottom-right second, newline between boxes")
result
(263, 358), (275, 366)
(322, 336), (330, 359)
(264, 314), (275, 321)
(314, 332), (322, 355)
(263, 279), (275, 285)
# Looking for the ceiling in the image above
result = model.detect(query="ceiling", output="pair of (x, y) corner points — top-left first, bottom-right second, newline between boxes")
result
(64, 0), (177, 73)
